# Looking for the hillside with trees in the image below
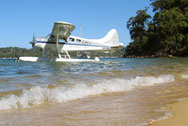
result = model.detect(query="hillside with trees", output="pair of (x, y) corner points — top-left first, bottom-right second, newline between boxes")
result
(0, 46), (125, 59)
(0, 47), (41, 58)
(125, 0), (188, 57)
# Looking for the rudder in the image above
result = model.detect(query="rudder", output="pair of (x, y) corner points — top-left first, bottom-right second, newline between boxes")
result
(101, 29), (119, 47)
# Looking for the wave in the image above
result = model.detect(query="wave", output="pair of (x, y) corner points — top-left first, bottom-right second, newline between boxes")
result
(181, 74), (188, 79)
(0, 75), (174, 111)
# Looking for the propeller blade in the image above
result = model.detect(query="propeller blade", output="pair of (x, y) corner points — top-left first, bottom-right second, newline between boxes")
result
(31, 33), (35, 47)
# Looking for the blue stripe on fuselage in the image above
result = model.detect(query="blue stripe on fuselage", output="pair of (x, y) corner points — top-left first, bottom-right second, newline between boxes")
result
(35, 41), (108, 47)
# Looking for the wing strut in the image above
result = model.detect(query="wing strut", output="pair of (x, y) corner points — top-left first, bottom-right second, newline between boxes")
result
(65, 50), (71, 59)
(56, 34), (71, 59)
(56, 34), (61, 58)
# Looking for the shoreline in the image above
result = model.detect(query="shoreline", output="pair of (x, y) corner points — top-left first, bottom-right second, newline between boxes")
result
(124, 55), (176, 58)
(154, 99), (188, 126)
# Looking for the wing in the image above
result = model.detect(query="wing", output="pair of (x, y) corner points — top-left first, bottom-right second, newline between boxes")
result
(50, 21), (75, 42)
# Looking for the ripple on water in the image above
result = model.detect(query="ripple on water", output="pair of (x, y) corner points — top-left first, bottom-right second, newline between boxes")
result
(0, 58), (188, 126)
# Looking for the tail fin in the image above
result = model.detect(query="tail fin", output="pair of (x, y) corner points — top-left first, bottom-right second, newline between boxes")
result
(101, 29), (119, 47)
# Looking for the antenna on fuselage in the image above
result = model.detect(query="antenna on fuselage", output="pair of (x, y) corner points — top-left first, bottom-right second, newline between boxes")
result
(80, 24), (82, 37)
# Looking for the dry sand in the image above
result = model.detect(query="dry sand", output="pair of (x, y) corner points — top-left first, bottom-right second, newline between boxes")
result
(154, 99), (188, 126)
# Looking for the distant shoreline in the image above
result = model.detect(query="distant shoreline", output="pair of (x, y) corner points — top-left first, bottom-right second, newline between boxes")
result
(124, 55), (178, 58)
(1, 56), (188, 59)
(0, 58), (16, 59)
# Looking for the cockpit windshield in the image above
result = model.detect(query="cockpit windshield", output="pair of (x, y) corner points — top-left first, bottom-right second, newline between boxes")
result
(45, 34), (51, 38)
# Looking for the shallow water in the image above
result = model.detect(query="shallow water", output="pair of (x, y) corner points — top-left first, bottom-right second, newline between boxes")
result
(0, 58), (188, 126)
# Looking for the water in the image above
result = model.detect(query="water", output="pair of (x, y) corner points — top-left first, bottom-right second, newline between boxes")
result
(0, 58), (188, 126)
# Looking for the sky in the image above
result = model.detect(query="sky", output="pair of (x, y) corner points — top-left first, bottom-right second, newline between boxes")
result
(0, 0), (152, 48)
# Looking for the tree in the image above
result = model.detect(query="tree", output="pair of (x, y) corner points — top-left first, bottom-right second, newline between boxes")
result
(126, 8), (151, 56)
(125, 0), (188, 57)
(151, 0), (188, 55)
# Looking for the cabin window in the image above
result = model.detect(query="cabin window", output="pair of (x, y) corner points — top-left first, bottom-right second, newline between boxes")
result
(69, 38), (75, 42)
(76, 39), (81, 42)
(82, 40), (88, 44)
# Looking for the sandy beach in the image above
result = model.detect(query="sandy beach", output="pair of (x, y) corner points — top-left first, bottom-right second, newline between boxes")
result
(155, 99), (188, 126)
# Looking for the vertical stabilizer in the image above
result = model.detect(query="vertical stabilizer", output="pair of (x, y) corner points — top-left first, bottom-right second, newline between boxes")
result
(100, 29), (119, 47)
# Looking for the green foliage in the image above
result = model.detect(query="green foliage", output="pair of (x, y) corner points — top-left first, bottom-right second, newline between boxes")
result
(125, 0), (188, 57)
(127, 8), (151, 40)
(0, 47), (42, 58)
(0, 46), (124, 59)
(126, 8), (151, 55)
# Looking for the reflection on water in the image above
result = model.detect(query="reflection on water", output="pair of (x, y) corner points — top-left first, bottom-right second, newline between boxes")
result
(0, 58), (188, 126)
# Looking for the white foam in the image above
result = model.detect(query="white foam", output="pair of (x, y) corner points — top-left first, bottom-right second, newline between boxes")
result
(0, 75), (174, 110)
(177, 97), (188, 102)
(181, 74), (188, 79)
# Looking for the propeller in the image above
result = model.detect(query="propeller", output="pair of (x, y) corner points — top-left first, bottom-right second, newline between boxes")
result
(30, 33), (35, 48)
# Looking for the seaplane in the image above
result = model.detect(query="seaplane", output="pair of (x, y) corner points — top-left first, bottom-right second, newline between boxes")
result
(19, 21), (123, 62)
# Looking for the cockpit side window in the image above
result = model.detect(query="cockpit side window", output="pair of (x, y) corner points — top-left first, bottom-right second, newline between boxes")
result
(69, 37), (75, 42)
(59, 39), (66, 43)
(76, 39), (81, 42)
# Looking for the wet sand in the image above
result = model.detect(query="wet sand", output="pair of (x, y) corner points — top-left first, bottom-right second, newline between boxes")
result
(155, 99), (188, 126)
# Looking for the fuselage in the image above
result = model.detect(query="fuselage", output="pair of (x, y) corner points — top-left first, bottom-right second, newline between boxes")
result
(19, 21), (123, 62)
(34, 35), (111, 53)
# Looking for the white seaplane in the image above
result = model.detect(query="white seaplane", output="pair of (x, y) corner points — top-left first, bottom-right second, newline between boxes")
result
(19, 21), (123, 62)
